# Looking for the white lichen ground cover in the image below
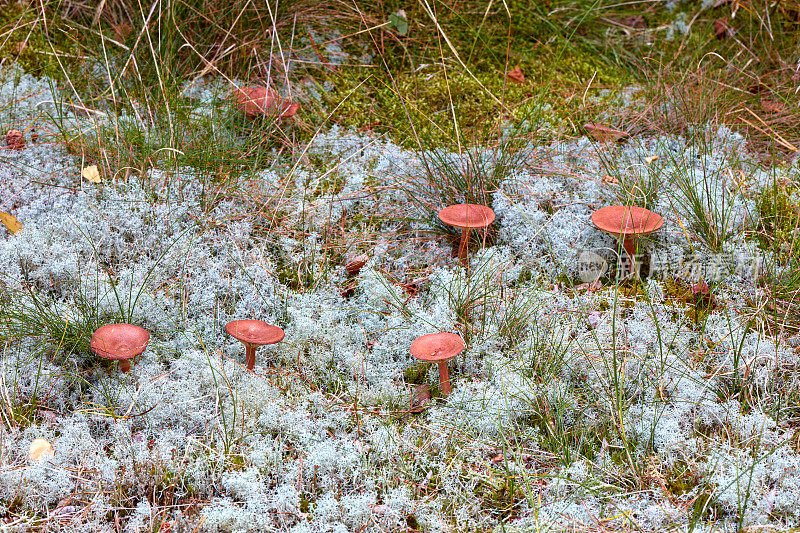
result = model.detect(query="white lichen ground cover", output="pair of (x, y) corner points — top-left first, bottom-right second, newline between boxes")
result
(1, 65), (800, 532)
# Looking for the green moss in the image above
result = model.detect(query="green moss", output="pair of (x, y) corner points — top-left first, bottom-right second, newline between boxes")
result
(299, 494), (312, 514)
(4, 400), (41, 430)
(665, 460), (700, 496)
(315, 64), (627, 149)
(0, 6), (65, 77)
(404, 363), (430, 385)
(691, 483), (724, 522)
(618, 279), (646, 299)
(755, 176), (800, 259)
(661, 277), (714, 326)
(476, 474), (524, 520)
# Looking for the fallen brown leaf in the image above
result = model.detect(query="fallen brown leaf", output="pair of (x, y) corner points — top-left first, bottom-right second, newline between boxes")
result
(620, 15), (646, 29)
(714, 18), (732, 39)
(339, 280), (357, 298)
(345, 254), (369, 276)
(584, 123), (629, 143)
(0, 211), (22, 234)
(409, 384), (431, 413)
(507, 66), (525, 84)
(760, 99), (784, 114)
(233, 87), (299, 119)
(82, 165), (101, 183)
(29, 438), (54, 463)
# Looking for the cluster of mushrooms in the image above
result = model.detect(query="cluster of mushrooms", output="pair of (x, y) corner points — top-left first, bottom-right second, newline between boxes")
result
(79, 101), (662, 395)
(89, 319), (285, 373)
(88, 202), (663, 397)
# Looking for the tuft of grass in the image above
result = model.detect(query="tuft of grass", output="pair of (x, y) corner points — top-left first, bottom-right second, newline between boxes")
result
(0, 282), (120, 364)
(754, 175), (800, 259)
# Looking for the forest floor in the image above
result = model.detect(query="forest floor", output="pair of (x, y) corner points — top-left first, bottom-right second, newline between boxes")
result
(1, 1), (800, 531)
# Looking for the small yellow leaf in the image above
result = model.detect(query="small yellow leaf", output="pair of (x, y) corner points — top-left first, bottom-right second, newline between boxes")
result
(29, 438), (54, 463)
(0, 211), (21, 234)
(82, 165), (101, 183)
(644, 155), (659, 164)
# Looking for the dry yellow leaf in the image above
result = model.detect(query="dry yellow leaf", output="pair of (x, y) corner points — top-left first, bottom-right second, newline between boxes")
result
(82, 165), (101, 183)
(29, 438), (54, 463)
(645, 155), (659, 164)
(0, 211), (21, 234)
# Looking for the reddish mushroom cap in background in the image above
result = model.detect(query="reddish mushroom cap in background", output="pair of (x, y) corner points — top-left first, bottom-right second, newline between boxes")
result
(437, 204), (495, 230)
(591, 205), (663, 237)
(90, 324), (150, 362)
(225, 320), (285, 346)
(410, 332), (465, 362)
(233, 87), (299, 119)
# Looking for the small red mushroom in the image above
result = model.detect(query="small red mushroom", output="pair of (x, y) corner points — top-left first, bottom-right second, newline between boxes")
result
(410, 332), (465, 395)
(438, 204), (495, 268)
(225, 320), (285, 371)
(233, 87), (299, 120)
(90, 324), (150, 373)
(591, 205), (663, 278)
(5, 129), (24, 150)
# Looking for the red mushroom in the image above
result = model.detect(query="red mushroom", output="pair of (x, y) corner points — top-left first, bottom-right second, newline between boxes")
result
(225, 320), (285, 371)
(410, 332), (465, 395)
(233, 87), (299, 120)
(591, 205), (663, 278)
(90, 323), (150, 373)
(438, 204), (495, 268)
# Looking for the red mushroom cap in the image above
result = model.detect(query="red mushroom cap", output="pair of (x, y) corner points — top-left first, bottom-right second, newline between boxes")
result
(233, 87), (299, 119)
(225, 320), (285, 346)
(90, 324), (150, 361)
(591, 205), (663, 237)
(410, 332), (465, 362)
(437, 204), (495, 230)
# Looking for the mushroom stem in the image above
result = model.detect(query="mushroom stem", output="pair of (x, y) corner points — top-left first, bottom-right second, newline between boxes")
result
(622, 236), (635, 258)
(245, 343), (257, 371)
(458, 228), (471, 268)
(119, 359), (131, 373)
(437, 361), (452, 395)
(621, 236), (637, 278)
